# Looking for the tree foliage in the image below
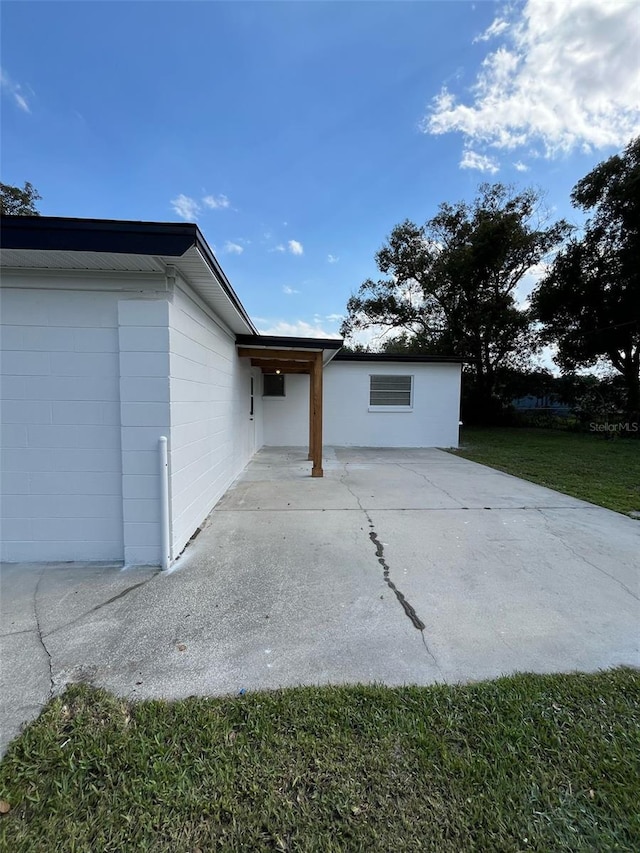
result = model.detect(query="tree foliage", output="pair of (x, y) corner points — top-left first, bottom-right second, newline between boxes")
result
(0, 181), (41, 215)
(341, 184), (569, 419)
(531, 137), (640, 418)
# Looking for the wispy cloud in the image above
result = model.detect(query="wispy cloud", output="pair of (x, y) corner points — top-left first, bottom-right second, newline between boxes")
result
(171, 194), (201, 221)
(424, 0), (640, 169)
(460, 149), (499, 174)
(269, 244), (286, 253)
(171, 191), (232, 221)
(513, 160), (529, 172)
(224, 241), (244, 255)
(325, 313), (345, 323)
(256, 320), (342, 339)
(1, 68), (31, 113)
(282, 285), (299, 294)
(473, 17), (509, 43)
(327, 254), (339, 264)
(288, 240), (304, 256)
(203, 194), (230, 209)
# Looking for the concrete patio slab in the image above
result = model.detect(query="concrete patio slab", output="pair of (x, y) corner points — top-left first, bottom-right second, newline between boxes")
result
(1, 447), (638, 756)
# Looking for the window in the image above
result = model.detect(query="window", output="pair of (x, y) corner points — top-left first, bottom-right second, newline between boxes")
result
(263, 373), (285, 397)
(369, 374), (412, 408)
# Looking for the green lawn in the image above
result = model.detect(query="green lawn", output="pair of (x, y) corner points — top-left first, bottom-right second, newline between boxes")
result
(451, 427), (640, 516)
(1, 671), (639, 852)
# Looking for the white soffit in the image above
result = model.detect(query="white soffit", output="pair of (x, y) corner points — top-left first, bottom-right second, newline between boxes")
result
(163, 246), (254, 335)
(1, 246), (255, 335)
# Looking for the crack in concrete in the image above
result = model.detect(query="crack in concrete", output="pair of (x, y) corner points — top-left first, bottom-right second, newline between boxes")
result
(395, 463), (465, 507)
(0, 627), (35, 638)
(33, 568), (54, 700)
(43, 576), (158, 639)
(534, 508), (639, 602)
(341, 464), (440, 670)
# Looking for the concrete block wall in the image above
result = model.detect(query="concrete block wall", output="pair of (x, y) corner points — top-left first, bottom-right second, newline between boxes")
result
(168, 286), (259, 558)
(262, 362), (462, 448)
(0, 287), (124, 561)
(117, 299), (171, 566)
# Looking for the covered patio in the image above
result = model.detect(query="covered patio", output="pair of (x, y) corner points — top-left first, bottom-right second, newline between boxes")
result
(236, 334), (343, 477)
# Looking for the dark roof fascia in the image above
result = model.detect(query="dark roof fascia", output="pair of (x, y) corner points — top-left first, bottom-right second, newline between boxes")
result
(236, 334), (344, 350)
(192, 231), (257, 333)
(333, 353), (464, 363)
(0, 215), (197, 256)
(0, 215), (258, 334)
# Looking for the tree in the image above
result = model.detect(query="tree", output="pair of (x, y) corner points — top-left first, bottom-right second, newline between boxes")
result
(341, 184), (570, 421)
(531, 137), (640, 419)
(0, 181), (41, 215)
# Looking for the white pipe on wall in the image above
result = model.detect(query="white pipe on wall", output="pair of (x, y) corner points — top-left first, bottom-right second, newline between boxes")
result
(158, 436), (170, 571)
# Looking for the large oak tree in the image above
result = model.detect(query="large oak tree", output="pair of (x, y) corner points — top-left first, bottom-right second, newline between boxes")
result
(532, 137), (640, 419)
(0, 181), (41, 215)
(341, 183), (569, 416)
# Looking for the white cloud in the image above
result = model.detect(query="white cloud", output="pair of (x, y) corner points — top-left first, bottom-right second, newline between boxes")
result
(460, 148), (500, 173)
(513, 160), (529, 172)
(256, 320), (342, 339)
(327, 254), (339, 264)
(171, 192), (233, 220)
(473, 17), (509, 43)
(171, 194), (200, 221)
(282, 285), (299, 294)
(224, 241), (244, 255)
(203, 193), (230, 209)
(347, 325), (399, 351)
(269, 244), (286, 253)
(288, 240), (304, 256)
(14, 93), (30, 113)
(1, 68), (31, 113)
(424, 0), (640, 166)
(325, 313), (345, 323)
(515, 260), (550, 310)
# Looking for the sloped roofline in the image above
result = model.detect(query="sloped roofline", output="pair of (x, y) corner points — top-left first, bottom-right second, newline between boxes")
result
(0, 214), (258, 334)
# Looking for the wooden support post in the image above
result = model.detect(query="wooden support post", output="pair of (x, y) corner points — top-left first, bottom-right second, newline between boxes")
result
(311, 353), (323, 477)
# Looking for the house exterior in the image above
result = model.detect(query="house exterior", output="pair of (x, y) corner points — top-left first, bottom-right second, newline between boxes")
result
(0, 215), (462, 567)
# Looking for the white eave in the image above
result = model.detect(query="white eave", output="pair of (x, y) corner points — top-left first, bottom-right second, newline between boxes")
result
(0, 244), (256, 335)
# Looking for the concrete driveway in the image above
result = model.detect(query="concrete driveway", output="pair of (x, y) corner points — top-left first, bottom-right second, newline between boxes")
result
(2, 447), (638, 754)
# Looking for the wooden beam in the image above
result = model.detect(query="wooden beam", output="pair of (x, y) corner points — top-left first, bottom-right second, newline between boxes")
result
(238, 347), (317, 362)
(250, 359), (311, 372)
(311, 352), (323, 477)
(263, 367), (310, 375)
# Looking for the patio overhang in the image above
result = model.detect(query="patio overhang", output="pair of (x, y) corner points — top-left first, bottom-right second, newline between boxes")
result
(236, 334), (344, 478)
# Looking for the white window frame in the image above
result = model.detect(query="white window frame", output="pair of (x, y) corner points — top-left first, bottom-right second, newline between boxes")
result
(368, 373), (414, 412)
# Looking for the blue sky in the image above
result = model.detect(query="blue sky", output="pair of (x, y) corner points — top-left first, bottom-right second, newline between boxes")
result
(2, 1), (638, 345)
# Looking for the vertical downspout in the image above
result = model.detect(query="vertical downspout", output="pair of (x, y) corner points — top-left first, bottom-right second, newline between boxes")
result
(159, 436), (170, 570)
(160, 265), (176, 571)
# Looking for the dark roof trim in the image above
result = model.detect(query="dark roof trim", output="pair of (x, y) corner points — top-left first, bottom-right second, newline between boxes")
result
(1, 214), (198, 255)
(333, 353), (463, 363)
(0, 214), (257, 334)
(236, 334), (343, 350)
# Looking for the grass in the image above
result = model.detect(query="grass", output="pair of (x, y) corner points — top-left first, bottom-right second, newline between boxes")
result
(451, 427), (640, 516)
(1, 670), (639, 852)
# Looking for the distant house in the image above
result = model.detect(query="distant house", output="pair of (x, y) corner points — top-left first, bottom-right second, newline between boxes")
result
(0, 215), (462, 567)
(512, 394), (571, 417)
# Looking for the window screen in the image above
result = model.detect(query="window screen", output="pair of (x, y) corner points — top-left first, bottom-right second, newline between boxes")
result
(369, 375), (412, 407)
(263, 373), (285, 396)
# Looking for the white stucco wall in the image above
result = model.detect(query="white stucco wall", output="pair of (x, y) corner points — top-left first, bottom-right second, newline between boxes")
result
(0, 283), (124, 561)
(262, 361), (461, 448)
(168, 284), (262, 558)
